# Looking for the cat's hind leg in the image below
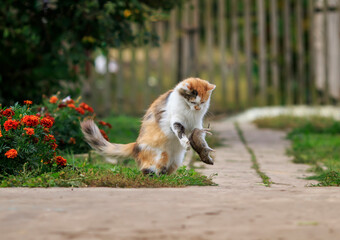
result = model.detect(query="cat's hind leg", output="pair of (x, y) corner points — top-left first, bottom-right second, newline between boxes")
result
(137, 147), (169, 175)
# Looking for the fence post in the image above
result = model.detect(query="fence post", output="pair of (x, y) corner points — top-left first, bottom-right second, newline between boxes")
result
(258, 0), (267, 105)
(144, 26), (151, 107)
(244, 0), (253, 107)
(130, 25), (137, 114)
(323, 0), (330, 104)
(231, 0), (240, 109)
(296, 0), (305, 105)
(157, 21), (164, 94)
(219, 0), (227, 108)
(270, 0), (279, 105)
(206, 0), (214, 83)
(116, 47), (124, 113)
(170, 9), (178, 85)
(284, 0), (292, 105)
(308, 0), (317, 104)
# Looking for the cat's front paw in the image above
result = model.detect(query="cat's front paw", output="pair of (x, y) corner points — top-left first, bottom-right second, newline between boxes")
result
(180, 137), (191, 151)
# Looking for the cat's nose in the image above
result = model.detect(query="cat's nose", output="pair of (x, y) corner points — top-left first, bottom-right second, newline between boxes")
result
(194, 106), (201, 110)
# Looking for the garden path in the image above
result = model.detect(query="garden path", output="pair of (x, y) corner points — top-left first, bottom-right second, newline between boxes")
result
(1, 119), (340, 240)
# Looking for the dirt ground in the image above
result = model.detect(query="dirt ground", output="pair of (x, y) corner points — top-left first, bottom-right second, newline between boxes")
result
(1, 120), (340, 240)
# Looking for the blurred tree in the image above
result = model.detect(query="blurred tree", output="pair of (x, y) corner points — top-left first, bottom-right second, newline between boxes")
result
(0, 0), (183, 105)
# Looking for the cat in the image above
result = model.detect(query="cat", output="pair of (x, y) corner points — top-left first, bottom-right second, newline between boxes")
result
(81, 77), (215, 175)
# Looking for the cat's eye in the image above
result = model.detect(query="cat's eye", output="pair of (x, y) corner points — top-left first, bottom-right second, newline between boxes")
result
(201, 101), (205, 104)
(190, 101), (196, 104)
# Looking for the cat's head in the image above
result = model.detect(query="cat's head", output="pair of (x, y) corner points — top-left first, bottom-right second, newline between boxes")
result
(177, 78), (216, 111)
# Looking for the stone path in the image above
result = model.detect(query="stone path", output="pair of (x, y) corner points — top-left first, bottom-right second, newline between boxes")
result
(1, 120), (340, 240)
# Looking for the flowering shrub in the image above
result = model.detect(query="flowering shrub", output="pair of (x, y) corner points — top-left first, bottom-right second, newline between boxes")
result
(36, 94), (111, 154)
(0, 102), (66, 175)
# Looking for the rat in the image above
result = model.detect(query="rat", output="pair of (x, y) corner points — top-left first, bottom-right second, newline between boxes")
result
(189, 128), (215, 165)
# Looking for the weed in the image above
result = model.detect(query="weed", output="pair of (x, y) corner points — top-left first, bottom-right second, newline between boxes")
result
(234, 122), (272, 187)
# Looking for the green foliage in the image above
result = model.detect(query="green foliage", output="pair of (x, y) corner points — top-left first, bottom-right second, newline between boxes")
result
(103, 115), (141, 144)
(0, 0), (184, 105)
(37, 94), (112, 153)
(0, 102), (64, 175)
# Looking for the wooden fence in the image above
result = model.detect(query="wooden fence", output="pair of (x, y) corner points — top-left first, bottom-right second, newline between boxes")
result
(83, 0), (340, 115)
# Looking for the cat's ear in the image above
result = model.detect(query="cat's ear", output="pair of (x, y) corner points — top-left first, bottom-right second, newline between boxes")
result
(180, 82), (191, 91)
(207, 84), (216, 91)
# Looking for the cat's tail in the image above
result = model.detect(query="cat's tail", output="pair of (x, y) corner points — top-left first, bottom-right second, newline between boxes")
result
(80, 120), (136, 158)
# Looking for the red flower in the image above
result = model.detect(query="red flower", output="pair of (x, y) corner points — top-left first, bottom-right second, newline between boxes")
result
(75, 107), (85, 115)
(100, 129), (109, 141)
(58, 103), (67, 108)
(40, 118), (53, 128)
(5, 149), (18, 159)
(0, 128), (2, 137)
(50, 142), (58, 150)
(22, 115), (39, 127)
(4, 119), (19, 131)
(87, 106), (94, 112)
(66, 99), (75, 104)
(24, 100), (33, 105)
(2, 108), (15, 118)
(44, 134), (55, 142)
(68, 104), (76, 109)
(44, 114), (55, 124)
(55, 156), (67, 167)
(24, 127), (34, 136)
(98, 121), (112, 129)
(49, 96), (58, 104)
(79, 102), (94, 113)
(68, 137), (76, 144)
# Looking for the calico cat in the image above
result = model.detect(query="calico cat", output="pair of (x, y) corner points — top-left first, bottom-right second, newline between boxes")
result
(81, 77), (215, 175)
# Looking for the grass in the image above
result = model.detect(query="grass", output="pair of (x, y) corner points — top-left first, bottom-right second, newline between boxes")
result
(234, 122), (272, 187)
(0, 115), (216, 188)
(253, 115), (340, 186)
(0, 153), (216, 188)
(252, 115), (338, 131)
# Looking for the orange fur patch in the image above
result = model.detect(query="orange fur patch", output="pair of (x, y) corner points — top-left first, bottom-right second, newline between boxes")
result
(138, 149), (156, 169)
(182, 78), (214, 102)
(156, 151), (169, 170)
(138, 119), (168, 148)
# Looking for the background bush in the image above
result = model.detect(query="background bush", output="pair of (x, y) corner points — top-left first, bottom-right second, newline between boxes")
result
(0, 0), (183, 106)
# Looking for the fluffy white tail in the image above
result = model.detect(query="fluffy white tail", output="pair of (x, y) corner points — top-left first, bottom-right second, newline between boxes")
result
(80, 120), (136, 158)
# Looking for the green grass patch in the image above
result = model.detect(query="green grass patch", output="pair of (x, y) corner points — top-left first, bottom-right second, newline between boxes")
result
(0, 152), (216, 188)
(287, 133), (340, 186)
(253, 115), (340, 186)
(234, 122), (272, 187)
(253, 115), (337, 131)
